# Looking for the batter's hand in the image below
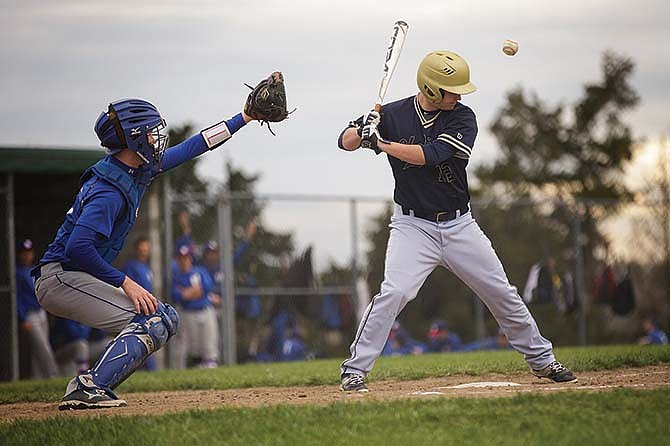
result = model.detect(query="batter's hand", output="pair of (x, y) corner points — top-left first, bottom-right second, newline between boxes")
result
(361, 123), (388, 154)
(357, 110), (381, 135)
(121, 276), (158, 315)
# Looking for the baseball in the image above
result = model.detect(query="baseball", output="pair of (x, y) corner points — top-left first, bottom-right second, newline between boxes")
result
(502, 39), (518, 56)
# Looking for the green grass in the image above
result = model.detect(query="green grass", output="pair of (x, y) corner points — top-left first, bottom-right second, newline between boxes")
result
(0, 344), (667, 404)
(2, 389), (669, 445)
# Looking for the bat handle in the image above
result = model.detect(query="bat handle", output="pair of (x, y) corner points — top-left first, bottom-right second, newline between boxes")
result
(374, 103), (382, 113)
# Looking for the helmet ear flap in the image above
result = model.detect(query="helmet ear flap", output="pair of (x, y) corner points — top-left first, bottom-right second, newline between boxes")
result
(107, 103), (128, 149)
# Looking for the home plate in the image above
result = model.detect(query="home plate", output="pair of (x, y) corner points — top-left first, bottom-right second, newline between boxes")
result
(411, 391), (446, 396)
(437, 382), (522, 389)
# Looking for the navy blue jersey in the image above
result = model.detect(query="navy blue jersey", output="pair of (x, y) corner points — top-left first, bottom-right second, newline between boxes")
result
(345, 95), (478, 213)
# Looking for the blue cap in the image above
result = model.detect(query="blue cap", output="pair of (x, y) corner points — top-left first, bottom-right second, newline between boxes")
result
(430, 320), (448, 331)
(204, 240), (219, 253)
(175, 242), (193, 257)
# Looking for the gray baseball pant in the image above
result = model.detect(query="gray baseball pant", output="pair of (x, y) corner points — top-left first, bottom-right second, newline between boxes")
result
(34, 263), (137, 335)
(23, 309), (59, 379)
(341, 205), (555, 376)
(178, 306), (219, 364)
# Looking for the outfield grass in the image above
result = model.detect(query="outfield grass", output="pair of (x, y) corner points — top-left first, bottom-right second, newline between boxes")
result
(2, 389), (668, 445)
(0, 344), (667, 404)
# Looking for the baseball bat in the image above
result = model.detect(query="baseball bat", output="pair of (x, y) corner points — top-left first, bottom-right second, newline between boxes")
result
(361, 20), (409, 148)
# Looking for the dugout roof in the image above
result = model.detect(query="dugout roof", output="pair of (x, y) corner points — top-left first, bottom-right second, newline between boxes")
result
(0, 146), (102, 173)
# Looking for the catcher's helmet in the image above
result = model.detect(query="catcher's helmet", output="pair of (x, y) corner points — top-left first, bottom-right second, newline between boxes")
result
(417, 51), (477, 102)
(94, 98), (168, 169)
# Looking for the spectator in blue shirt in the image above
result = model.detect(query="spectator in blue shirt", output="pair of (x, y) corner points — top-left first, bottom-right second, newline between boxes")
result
(426, 319), (463, 353)
(639, 315), (668, 345)
(16, 239), (59, 379)
(122, 237), (157, 371)
(279, 325), (308, 362)
(460, 329), (512, 352)
(382, 320), (426, 356)
(123, 237), (154, 293)
(172, 243), (218, 368)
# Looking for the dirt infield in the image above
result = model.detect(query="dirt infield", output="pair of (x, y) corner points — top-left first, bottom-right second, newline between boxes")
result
(1, 364), (668, 422)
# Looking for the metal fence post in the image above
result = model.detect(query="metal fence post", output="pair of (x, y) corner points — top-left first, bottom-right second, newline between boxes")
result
(350, 199), (359, 311)
(7, 174), (18, 380)
(162, 176), (175, 369)
(574, 204), (587, 346)
(218, 190), (237, 365)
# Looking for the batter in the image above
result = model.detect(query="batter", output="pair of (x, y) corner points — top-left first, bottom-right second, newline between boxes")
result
(338, 51), (577, 392)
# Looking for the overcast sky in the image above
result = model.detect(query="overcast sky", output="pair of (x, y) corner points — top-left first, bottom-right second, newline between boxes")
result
(2, 0), (669, 270)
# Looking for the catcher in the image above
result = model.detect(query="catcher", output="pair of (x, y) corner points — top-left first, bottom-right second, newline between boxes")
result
(32, 72), (289, 410)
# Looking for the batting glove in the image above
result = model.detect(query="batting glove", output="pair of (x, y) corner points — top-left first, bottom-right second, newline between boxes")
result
(356, 110), (381, 137)
(360, 123), (388, 154)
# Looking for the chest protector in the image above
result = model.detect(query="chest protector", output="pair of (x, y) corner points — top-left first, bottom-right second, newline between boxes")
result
(78, 156), (152, 263)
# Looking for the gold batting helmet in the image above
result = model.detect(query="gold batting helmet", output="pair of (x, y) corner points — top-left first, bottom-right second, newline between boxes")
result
(417, 51), (477, 102)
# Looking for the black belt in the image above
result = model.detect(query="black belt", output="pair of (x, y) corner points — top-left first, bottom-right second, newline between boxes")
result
(401, 205), (469, 222)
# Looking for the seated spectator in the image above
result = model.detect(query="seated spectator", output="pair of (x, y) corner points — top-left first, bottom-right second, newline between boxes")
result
(460, 329), (511, 352)
(16, 238), (59, 379)
(172, 243), (218, 368)
(279, 325), (308, 362)
(639, 315), (668, 345)
(426, 320), (463, 352)
(51, 317), (91, 376)
(382, 321), (426, 356)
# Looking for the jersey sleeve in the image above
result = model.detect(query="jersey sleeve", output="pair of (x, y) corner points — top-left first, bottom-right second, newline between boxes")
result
(420, 107), (478, 166)
(75, 188), (125, 239)
(158, 134), (209, 174)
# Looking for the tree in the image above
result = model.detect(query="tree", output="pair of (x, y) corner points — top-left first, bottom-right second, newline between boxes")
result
(626, 137), (670, 327)
(476, 51), (639, 277)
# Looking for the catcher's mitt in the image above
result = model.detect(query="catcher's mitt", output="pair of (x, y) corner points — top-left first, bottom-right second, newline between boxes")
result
(244, 71), (290, 133)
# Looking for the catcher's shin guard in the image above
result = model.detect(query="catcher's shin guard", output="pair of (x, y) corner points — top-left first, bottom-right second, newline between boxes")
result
(71, 302), (179, 395)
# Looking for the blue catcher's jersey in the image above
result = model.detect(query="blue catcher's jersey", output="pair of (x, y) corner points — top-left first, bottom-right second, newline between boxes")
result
(39, 155), (152, 270)
(352, 95), (478, 213)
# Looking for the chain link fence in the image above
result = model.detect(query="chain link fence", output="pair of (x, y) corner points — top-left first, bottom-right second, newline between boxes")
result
(2, 179), (668, 379)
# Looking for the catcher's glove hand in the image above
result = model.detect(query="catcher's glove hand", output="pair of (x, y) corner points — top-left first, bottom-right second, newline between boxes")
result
(244, 71), (291, 134)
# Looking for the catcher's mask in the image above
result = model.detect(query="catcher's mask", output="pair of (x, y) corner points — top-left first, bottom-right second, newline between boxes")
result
(94, 98), (169, 170)
(417, 51), (477, 103)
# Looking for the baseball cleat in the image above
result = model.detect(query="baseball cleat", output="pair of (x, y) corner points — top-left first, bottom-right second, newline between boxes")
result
(532, 360), (578, 383)
(58, 388), (127, 410)
(340, 373), (369, 392)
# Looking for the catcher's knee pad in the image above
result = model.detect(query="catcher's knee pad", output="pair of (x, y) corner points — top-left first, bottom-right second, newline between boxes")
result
(85, 302), (180, 391)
